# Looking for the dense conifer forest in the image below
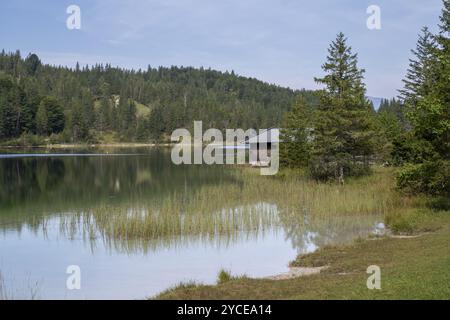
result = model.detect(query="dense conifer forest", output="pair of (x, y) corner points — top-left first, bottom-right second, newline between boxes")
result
(0, 51), (316, 143)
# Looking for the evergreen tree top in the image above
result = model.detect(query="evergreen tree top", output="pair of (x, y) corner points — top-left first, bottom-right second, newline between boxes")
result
(439, 0), (450, 35)
(398, 27), (438, 103)
(314, 32), (366, 103)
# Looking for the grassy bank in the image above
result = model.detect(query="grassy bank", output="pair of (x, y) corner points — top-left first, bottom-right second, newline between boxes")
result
(155, 169), (450, 299)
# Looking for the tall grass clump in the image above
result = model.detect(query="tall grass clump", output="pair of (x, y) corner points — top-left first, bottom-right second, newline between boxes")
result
(217, 269), (232, 284)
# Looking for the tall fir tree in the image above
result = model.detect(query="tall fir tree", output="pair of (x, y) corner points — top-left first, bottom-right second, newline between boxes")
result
(97, 96), (111, 133)
(117, 93), (128, 135)
(0, 76), (19, 139)
(97, 81), (111, 133)
(35, 101), (48, 136)
(80, 89), (94, 129)
(279, 97), (311, 168)
(70, 98), (88, 142)
(24, 53), (41, 76)
(399, 27), (438, 105)
(40, 96), (65, 134)
(400, 2), (449, 157)
(148, 105), (166, 140)
(311, 32), (376, 182)
(432, 0), (450, 157)
(0, 95), (15, 139)
(396, 0), (449, 195)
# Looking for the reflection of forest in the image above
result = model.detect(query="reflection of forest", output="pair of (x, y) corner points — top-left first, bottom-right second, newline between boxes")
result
(0, 150), (384, 255)
(0, 150), (238, 229)
(277, 210), (382, 254)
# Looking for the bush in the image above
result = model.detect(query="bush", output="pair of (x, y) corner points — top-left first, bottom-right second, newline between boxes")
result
(385, 208), (440, 234)
(3, 132), (46, 146)
(426, 197), (450, 211)
(217, 269), (231, 284)
(397, 160), (449, 196)
(391, 134), (437, 166)
(309, 160), (371, 182)
(48, 133), (65, 144)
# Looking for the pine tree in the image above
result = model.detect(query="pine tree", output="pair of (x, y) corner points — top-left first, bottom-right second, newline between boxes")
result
(35, 102), (48, 136)
(280, 97), (311, 168)
(0, 95), (14, 139)
(117, 93), (128, 134)
(70, 98), (88, 142)
(96, 82), (113, 132)
(97, 96), (111, 133)
(399, 27), (438, 106)
(110, 100), (119, 131)
(124, 99), (137, 138)
(80, 89), (94, 129)
(378, 98), (408, 129)
(396, 0), (450, 195)
(36, 97), (65, 134)
(432, 0), (450, 157)
(311, 32), (376, 182)
(0, 76), (18, 139)
(401, 2), (449, 157)
(376, 105), (404, 161)
(24, 53), (41, 76)
(148, 105), (166, 140)
(136, 117), (150, 141)
(116, 92), (137, 139)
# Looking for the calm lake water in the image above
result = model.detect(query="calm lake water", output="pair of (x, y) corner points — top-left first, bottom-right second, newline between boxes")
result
(0, 148), (383, 299)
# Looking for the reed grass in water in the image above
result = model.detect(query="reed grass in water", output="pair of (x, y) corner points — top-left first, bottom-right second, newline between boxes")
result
(57, 167), (402, 253)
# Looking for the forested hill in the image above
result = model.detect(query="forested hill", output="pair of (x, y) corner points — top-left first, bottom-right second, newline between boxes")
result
(0, 50), (315, 144)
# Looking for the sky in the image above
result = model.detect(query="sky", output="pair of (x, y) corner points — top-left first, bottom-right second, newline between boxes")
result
(0, 0), (444, 98)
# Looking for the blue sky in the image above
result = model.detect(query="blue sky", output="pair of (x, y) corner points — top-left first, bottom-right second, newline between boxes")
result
(0, 0), (444, 98)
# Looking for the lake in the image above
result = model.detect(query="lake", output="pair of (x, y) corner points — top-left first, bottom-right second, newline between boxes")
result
(0, 148), (384, 299)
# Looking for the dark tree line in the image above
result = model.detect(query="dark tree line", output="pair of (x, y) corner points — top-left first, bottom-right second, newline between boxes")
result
(0, 51), (315, 144)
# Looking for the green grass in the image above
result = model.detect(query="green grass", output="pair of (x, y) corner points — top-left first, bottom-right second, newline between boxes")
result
(385, 207), (441, 234)
(134, 101), (152, 118)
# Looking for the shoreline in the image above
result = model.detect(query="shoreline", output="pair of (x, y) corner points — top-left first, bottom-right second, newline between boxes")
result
(0, 141), (249, 149)
(0, 143), (173, 149)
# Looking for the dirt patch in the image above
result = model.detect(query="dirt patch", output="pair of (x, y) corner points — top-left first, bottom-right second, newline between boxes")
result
(389, 233), (428, 239)
(266, 266), (329, 280)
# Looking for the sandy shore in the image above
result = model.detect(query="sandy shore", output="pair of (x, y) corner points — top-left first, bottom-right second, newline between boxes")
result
(265, 266), (329, 280)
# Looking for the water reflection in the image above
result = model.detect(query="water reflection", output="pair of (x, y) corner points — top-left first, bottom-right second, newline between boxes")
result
(0, 149), (384, 299)
(0, 149), (237, 230)
(0, 149), (383, 254)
